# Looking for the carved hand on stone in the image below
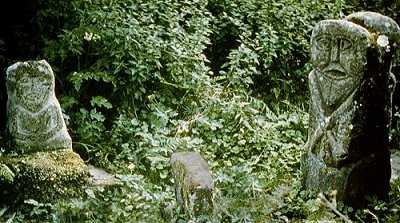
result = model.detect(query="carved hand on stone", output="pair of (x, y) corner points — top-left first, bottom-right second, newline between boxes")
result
(15, 105), (63, 142)
(306, 69), (358, 166)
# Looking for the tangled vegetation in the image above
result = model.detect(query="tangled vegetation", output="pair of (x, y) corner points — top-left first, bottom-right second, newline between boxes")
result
(1, 0), (400, 222)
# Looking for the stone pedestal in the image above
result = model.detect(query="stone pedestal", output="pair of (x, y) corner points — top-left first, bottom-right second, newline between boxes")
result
(0, 150), (89, 203)
(302, 12), (400, 206)
(170, 152), (214, 215)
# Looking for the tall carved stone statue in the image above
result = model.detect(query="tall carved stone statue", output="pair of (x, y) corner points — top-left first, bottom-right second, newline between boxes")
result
(302, 12), (400, 206)
(6, 60), (72, 152)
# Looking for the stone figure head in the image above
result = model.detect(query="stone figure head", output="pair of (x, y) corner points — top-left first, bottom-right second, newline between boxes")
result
(346, 11), (400, 45)
(311, 20), (371, 111)
(6, 60), (55, 112)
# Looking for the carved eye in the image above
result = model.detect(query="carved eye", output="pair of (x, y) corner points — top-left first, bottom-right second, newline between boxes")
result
(315, 35), (330, 50)
(339, 38), (352, 50)
(40, 82), (51, 88)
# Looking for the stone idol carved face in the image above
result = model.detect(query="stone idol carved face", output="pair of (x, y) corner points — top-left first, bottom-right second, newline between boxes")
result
(311, 20), (370, 111)
(13, 62), (54, 112)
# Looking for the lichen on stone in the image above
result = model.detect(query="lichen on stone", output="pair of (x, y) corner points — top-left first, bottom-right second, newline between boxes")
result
(6, 60), (72, 153)
(0, 149), (89, 203)
(0, 60), (89, 204)
(302, 11), (399, 206)
(0, 163), (14, 184)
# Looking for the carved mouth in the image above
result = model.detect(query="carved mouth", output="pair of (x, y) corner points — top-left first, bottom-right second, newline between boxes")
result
(322, 66), (347, 80)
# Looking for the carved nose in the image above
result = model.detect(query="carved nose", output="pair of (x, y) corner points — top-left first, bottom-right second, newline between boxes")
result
(330, 45), (340, 63)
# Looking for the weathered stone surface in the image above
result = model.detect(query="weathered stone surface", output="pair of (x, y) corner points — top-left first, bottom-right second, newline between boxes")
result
(346, 11), (400, 42)
(6, 60), (72, 153)
(390, 150), (400, 182)
(170, 152), (214, 215)
(0, 149), (89, 203)
(302, 12), (400, 206)
(88, 165), (120, 186)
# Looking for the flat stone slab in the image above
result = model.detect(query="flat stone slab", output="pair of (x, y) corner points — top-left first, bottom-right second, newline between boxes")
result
(88, 165), (119, 186)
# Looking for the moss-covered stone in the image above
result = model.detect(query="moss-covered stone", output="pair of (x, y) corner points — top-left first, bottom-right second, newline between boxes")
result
(0, 149), (89, 203)
(0, 163), (14, 184)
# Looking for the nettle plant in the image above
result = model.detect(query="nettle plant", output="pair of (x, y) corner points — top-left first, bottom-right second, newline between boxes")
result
(38, 0), (213, 164)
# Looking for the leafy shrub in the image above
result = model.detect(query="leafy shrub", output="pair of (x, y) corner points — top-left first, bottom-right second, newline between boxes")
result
(38, 0), (213, 161)
(4, 0), (400, 222)
(35, 0), (348, 167)
(206, 0), (348, 102)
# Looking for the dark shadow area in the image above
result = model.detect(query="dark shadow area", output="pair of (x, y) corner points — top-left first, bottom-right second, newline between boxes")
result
(0, 0), (40, 138)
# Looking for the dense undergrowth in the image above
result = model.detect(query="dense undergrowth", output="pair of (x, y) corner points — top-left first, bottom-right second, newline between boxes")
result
(1, 0), (400, 222)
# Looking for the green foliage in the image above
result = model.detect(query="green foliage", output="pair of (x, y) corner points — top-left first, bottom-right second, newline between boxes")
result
(348, 0), (400, 19)
(37, 0), (348, 153)
(39, 0), (213, 153)
(3, 0), (400, 222)
(207, 0), (349, 102)
(0, 174), (170, 222)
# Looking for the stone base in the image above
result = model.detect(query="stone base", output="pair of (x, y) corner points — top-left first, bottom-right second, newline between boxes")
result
(0, 149), (89, 203)
(302, 153), (390, 207)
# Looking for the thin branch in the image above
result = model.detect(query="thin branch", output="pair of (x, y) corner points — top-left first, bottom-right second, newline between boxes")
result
(363, 209), (380, 223)
(318, 193), (352, 223)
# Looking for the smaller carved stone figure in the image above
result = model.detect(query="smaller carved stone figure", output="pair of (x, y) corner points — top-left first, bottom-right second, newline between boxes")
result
(6, 60), (72, 152)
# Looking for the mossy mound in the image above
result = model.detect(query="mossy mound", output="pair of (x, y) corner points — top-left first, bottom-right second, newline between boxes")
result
(0, 149), (89, 203)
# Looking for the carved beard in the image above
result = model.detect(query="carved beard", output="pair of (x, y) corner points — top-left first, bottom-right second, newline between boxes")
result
(316, 68), (359, 114)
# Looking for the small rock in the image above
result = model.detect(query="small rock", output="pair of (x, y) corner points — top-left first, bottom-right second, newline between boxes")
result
(88, 165), (119, 186)
(0, 164), (14, 183)
(170, 152), (214, 216)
